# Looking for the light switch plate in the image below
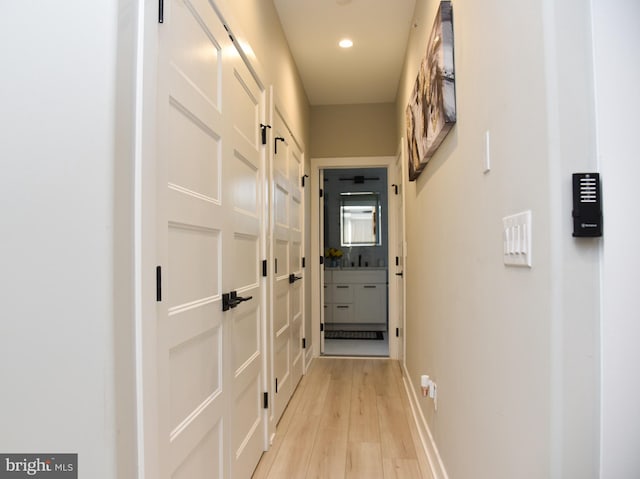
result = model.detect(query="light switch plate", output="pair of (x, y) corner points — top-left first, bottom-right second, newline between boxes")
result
(503, 210), (532, 267)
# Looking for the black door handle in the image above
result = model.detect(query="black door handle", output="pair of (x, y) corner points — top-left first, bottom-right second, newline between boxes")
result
(223, 291), (253, 311)
(289, 273), (303, 284)
(395, 271), (404, 277)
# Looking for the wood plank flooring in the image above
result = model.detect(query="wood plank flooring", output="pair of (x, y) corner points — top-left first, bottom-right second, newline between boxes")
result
(252, 358), (432, 479)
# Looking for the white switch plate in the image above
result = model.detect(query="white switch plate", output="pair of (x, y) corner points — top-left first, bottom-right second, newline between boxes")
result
(503, 210), (532, 267)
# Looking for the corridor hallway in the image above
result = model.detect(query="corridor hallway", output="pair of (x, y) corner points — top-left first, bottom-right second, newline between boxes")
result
(252, 358), (431, 479)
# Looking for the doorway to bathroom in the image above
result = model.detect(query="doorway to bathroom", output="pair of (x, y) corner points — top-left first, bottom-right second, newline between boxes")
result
(321, 167), (390, 357)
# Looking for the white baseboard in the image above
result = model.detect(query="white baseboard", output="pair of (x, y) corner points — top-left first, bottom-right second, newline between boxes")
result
(304, 347), (314, 373)
(402, 363), (449, 479)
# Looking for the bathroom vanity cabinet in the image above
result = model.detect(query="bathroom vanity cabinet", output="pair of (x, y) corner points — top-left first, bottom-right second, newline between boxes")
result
(323, 269), (387, 325)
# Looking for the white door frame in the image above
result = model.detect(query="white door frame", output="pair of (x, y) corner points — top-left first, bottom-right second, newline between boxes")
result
(310, 156), (402, 360)
(393, 141), (408, 366)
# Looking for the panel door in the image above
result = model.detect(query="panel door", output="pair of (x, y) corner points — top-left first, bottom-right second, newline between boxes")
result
(270, 106), (303, 425)
(156, 0), (265, 477)
(288, 142), (304, 388)
(226, 38), (267, 479)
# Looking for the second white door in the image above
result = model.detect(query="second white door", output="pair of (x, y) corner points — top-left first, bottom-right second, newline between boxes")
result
(270, 104), (304, 426)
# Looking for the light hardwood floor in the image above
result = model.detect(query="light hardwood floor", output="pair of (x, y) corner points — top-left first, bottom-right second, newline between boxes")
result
(252, 358), (433, 479)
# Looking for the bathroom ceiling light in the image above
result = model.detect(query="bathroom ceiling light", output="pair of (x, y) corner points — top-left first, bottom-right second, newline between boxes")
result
(339, 38), (353, 48)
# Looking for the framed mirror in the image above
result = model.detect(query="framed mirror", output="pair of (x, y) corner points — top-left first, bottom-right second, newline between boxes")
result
(340, 192), (381, 246)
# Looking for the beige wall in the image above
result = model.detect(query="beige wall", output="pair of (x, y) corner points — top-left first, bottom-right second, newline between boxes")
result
(311, 103), (397, 158)
(396, 0), (600, 478)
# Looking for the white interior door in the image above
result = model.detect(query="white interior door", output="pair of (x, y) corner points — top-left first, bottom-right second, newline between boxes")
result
(156, 0), (265, 477)
(289, 141), (305, 385)
(270, 105), (304, 425)
(226, 37), (267, 479)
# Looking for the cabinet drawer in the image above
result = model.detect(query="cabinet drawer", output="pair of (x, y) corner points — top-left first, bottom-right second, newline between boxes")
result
(332, 304), (353, 323)
(332, 269), (387, 284)
(331, 284), (353, 303)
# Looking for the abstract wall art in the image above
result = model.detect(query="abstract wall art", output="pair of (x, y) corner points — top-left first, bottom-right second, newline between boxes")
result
(406, 1), (456, 181)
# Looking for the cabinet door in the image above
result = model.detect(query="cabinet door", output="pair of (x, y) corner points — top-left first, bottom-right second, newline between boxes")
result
(333, 304), (353, 323)
(354, 284), (386, 323)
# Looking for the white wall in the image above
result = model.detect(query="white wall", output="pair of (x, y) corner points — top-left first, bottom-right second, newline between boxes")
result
(396, 0), (600, 477)
(0, 1), (137, 477)
(593, 0), (640, 477)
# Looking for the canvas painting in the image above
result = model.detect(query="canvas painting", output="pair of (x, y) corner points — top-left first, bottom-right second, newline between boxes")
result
(406, 1), (456, 181)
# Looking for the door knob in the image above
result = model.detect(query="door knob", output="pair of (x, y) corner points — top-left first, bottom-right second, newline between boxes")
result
(289, 274), (303, 284)
(395, 271), (404, 277)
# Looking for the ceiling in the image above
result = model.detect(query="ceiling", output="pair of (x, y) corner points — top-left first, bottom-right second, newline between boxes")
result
(273, 0), (417, 106)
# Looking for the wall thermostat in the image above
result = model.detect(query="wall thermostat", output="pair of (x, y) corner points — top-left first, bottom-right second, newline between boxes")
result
(572, 173), (602, 237)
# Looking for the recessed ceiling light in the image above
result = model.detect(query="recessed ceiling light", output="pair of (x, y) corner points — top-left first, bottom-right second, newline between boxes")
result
(339, 38), (353, 49)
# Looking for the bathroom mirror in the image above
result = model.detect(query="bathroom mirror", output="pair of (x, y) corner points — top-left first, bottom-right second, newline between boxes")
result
(340, 192), (381, 246)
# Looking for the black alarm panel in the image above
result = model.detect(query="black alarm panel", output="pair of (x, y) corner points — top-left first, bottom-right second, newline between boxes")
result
(572, 173), (602, 237)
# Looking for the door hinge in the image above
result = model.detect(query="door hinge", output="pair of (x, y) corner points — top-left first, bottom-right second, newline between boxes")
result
(302, 257), (306, 268)
(392, 183), (399, 195)
(275, 378), (278, 394)
(320, 256), (324, 265)
(260, 124), (271, 145)
(263, 392), (269, 409)
(156, 266), (162, 302)
(396, 256), (399, 266)
(396, 327), (400, 337)
(302, 338), (306, 349)
(222, 293), (230, 312)
(301, 174), (309, 187)
(320, 323), (324, 332)
(262, 259), (268, 277)
(275, 258), (278, 274)
(319, 188), (324, 198)
(223, 24), (234, 43)
(158, 0), (164, 23)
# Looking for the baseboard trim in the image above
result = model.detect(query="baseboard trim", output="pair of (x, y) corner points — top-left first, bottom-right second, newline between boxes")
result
(402, 363), (449, 479)
(304, 348), (314, 373)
